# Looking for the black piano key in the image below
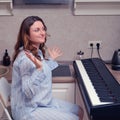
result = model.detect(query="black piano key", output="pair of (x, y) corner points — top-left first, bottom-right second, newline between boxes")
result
(100, 97), (114, 102)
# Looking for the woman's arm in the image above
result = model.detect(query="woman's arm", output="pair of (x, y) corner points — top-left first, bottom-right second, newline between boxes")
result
(18, 53), (46, 99)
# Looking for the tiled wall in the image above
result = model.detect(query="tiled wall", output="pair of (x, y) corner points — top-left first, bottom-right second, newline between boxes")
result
(0, 4), (120, 62)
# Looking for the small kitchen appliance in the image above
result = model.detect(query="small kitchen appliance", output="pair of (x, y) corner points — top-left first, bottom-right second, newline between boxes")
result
(111, 49), (120, 71)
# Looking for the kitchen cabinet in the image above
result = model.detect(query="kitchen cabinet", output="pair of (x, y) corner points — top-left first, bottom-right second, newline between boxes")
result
(0, 0), (13, 16)
(52, 83), (75, 103)
(73, 0), (120, 15)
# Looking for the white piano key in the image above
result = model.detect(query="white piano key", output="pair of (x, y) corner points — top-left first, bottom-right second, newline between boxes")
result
(75, 60), (112, 106)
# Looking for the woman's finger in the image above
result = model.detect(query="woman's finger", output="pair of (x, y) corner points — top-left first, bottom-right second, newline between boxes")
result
(25, 51), (42, 69)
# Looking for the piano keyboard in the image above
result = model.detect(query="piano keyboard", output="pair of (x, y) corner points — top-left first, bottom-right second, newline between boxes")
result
(75, 60), (112, 106)
(73, 58), (120, 120)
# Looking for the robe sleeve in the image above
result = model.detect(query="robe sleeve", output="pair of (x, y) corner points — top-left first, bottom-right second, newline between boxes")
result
(19, 56), (46, 99)
(46, 58), (58, 71)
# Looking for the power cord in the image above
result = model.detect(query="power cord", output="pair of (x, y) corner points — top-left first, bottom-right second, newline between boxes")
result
(96, 43), (102, 60)
(90, 43), (94, 58)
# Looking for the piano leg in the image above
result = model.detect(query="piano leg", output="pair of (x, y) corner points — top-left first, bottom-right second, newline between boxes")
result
(75, 82), (90, 120)
(79, 107), (84, 120)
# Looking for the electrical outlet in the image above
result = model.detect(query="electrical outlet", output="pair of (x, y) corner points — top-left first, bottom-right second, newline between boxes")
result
(88, 40), (102, 49)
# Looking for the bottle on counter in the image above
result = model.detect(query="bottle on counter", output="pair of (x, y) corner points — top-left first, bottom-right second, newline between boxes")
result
(3, 49), (11, 66)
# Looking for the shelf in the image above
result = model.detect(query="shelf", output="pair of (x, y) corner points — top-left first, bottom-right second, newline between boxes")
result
(0, 0), (13, 16)
(73, 0), (120, 15)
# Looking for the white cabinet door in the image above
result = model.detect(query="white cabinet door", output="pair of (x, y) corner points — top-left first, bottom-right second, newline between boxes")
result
(0, 0), (13, 15)
(74, 0), (120, 15)
(52, 83), (75, 103)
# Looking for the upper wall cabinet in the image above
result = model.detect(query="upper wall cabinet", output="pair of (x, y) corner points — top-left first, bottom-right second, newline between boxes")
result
(73, 0), (120, 15)
(0, 0), (13, 16)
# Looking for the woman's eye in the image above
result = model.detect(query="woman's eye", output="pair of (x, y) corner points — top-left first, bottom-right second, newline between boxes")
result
(33, 29), (39, 32)
(42, 27), (45, 31)
(33, 28), (45, 32)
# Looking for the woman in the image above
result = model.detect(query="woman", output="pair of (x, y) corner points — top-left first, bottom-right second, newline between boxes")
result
(11, 16), (83, 120)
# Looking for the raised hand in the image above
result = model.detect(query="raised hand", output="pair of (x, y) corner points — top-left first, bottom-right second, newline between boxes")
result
(47, 47), (62, 60)
(25, 50), (42, 70)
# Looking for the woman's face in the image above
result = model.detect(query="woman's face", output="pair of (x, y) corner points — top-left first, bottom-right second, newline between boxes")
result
(29, 21), (46, 47)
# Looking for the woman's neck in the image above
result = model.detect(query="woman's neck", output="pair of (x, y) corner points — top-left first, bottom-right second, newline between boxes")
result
(32, 44), (39, 51)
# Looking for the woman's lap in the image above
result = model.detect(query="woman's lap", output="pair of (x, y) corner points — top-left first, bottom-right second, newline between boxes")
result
(52, 98), (80, 116)
(30, 107), (79, 120)
(23, 99), (81, 120)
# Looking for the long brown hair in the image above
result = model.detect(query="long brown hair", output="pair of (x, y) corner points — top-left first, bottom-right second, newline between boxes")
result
(12, 16), (47, 62)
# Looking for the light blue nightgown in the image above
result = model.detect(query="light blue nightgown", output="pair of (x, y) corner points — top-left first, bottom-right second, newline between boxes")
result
(11, 49), (81, 120)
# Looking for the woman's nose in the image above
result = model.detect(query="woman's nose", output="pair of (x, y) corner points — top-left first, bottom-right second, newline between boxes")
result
(39, 30), (45, 34)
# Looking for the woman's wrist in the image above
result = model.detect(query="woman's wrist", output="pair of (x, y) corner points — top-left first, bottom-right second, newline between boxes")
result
(36, 66), (42, 71)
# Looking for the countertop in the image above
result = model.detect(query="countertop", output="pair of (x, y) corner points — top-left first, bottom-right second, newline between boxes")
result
(106, 64), (120, 84)
(0, 61), (75, 83)
(1, 62), (120, 84)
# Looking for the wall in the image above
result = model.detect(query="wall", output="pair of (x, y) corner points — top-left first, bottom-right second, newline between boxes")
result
(0, 2), (120, 62)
